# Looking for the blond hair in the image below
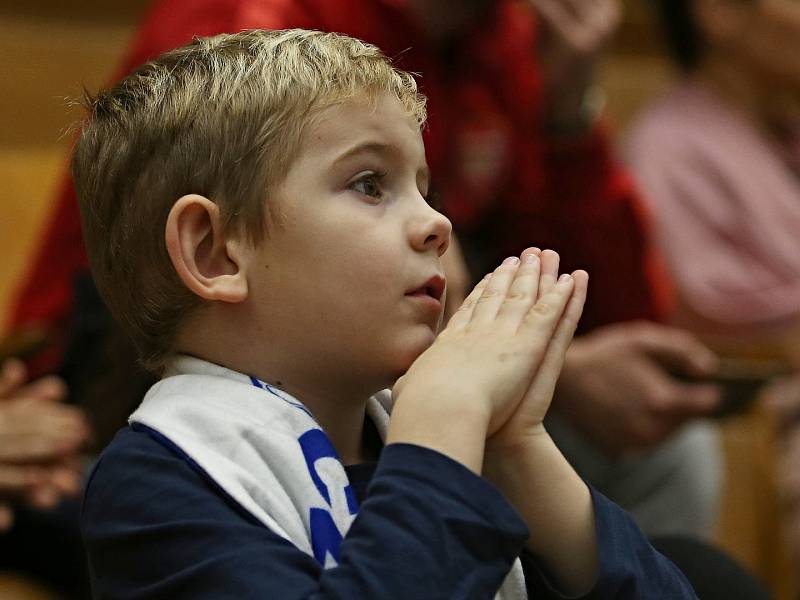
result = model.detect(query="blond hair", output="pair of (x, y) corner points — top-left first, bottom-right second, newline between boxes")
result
(73, 28), (426, 372)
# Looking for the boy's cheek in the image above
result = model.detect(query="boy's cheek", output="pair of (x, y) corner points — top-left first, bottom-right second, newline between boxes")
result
(385, 330), (438, 378)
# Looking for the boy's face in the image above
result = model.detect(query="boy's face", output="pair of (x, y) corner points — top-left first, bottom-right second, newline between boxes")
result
(242, 93), (451, 392)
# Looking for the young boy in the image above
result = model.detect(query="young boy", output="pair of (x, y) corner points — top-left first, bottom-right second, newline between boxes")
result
(75, 29), (695, 599)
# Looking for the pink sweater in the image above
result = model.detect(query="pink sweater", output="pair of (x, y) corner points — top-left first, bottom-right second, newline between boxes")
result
(625, 80), (800, 331)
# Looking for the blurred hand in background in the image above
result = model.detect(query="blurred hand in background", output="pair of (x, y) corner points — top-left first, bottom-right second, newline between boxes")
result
(0, 359), (91, 531)
(529, 0), (622, 130)
(555, 320), (721, 455)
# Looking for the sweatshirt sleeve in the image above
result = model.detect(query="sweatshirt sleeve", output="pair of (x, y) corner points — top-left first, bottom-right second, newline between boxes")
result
(82, 429), (528, 599)
(520, 486), (697, 599)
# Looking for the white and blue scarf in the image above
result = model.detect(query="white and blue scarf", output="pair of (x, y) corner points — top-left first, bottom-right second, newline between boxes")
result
(130, 356), (526, 598)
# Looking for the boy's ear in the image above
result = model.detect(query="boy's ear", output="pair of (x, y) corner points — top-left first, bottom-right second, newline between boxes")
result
(165, 194), (249, 303)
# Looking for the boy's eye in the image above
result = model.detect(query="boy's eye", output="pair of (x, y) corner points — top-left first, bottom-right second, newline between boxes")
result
(350, 172), (385, 201)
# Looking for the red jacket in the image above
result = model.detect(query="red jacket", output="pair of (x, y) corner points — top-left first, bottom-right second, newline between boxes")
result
(8, 0), (671, 372)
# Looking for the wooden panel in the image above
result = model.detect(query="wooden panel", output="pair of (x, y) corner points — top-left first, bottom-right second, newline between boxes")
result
(0, 13), (135, 333)
(0, 147), (66, 334)
(0, 15), (136, 147)
(614, 0), (668, 55)
(717, 404), (799, 600)
(600, 54), (675, 131)
(0, 0), (150, 23)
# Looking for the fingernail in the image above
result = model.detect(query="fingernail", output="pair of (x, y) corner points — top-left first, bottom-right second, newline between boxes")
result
(558, 274), (572, 283)
(523, 253), (539, 264)
(503, 256), (519, 265)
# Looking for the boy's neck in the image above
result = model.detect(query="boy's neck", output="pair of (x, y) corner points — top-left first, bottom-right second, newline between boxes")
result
(175, 314), (377, 466)
(278, 378), (371, 466)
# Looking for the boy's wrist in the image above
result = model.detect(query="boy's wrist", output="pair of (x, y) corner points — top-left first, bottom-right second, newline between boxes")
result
(485, 421), (549, 463)
(387, 388), (491, 475)
(483, 428), (599, 597)
(484, 424), (552, 481)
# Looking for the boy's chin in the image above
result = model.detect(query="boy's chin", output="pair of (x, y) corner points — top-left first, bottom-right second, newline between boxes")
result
(388, 332), (436, 376)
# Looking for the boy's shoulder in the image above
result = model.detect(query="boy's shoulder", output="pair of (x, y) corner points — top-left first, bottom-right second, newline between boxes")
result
(81, 426), (327, 599)
(84, 426), (220, 522)
(84, 424), (262, 528)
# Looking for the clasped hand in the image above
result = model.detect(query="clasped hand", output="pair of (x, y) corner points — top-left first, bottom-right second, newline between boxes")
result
(391, 248), (588, 472)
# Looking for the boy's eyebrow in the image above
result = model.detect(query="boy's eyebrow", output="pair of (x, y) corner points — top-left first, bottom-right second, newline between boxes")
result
(332, 141), (431, 183)
(332, 141), (396, 166)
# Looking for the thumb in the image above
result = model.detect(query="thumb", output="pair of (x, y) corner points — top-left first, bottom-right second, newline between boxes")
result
(18, 375), (68, 404)
(630, 323), (718, 378)
(763, 374), (800, 418)
(0, 503), (14, 532)
(0, 359), (28, 399)
(639, 358), (721, 418)
(671, 381), (722, 418)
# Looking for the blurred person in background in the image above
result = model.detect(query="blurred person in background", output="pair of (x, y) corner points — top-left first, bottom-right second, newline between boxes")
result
(6, 0), (726, 544)
(625, 0), (800, 356)
(625, 0), (800, 580)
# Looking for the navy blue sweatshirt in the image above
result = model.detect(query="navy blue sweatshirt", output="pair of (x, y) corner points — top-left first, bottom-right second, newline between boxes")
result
(82, 425), (696, 599)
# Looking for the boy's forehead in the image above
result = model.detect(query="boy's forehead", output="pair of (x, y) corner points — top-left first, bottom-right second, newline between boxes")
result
(302, 95), (423, 160)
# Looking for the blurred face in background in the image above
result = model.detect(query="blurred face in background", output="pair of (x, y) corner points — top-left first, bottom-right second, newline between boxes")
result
(699, 0), (800, 94)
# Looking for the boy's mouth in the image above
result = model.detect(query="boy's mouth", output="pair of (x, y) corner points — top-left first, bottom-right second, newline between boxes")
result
(406, 275), (446, 302)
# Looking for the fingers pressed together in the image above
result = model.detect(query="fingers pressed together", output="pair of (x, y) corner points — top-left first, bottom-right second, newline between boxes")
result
(449, 247), (585, 337)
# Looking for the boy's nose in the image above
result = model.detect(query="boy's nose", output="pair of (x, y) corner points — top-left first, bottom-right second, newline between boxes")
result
(412, 203), (452, 257)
